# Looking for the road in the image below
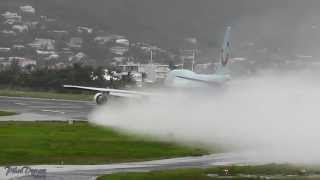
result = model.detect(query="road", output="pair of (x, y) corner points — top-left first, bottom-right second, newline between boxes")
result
(0, 96), (95, 121)
(0, 96), (255, 180)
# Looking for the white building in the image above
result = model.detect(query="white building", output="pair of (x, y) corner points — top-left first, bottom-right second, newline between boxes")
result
(77, 26), (93, 34)
(0, 48), (11, 53)
(94, 34), (125, 45)
(118, 62), (170, 83)
(67, 37), (83, 49)
(115, 39), (129, 46)
(12, 24), (28, 33)
(20, 5), (36, 14)
(1, 30), (17, 37)
(9, 57), (36, 67)
(2, 12), (21, 20)
(2, 12), (21, 25)
(110, 38), (130, 55)
(110, 46), (129, 55)
(29, 39), (55, 50)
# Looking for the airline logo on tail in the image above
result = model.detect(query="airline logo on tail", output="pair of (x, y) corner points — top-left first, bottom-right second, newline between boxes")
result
(220, 26), (231, 67)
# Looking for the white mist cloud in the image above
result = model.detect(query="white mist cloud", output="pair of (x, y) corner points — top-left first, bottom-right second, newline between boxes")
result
(89, 70), (320, 164)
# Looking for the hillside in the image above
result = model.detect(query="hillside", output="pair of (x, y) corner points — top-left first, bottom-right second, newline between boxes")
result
(2, 0), (320, 54)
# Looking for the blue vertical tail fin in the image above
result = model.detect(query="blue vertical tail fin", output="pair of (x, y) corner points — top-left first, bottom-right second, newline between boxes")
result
(216, 26), (231, 75)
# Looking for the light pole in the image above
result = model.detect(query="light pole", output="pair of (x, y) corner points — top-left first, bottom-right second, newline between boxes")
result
(150, 48), (153, 64)
(191, 49), (195, 72)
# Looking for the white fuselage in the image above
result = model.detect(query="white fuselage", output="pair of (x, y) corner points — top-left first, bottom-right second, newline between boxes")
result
(164, 69), (230, 88)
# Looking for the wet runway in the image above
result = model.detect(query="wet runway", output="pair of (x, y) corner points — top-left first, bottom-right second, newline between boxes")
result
(0, 96), (95, 121)
(1, 153), (255, 180)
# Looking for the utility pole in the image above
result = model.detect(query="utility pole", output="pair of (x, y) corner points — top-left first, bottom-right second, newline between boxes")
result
(150, 48), (153, 64)
(182, 55), (184, 69)
(191, 49), (195, 72)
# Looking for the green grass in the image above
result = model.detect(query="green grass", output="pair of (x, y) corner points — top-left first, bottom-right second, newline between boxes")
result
(0, 121), (208, 165)
(98, 164), (320, 180)
(0, 111), (17, 116)
(0, 89), (92, 101)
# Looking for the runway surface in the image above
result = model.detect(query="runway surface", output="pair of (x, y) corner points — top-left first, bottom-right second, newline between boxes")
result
(0, 153), (256, 180)
(0, 96), (95, 121)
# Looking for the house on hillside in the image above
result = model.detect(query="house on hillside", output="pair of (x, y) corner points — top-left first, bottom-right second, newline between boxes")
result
(110, 46), (129, 56)
(8, 57), (36, 68)
(48, 62), (68, 70)
(2, 12), (22, 26)
(67, 37), (83, 49)
(4, 19), (17, 26)
(115, 39), (129, 46)
(0, 48), (11, 57)
(19, 5), (36, 15)
(77, 26), (93, 34)
(35, 50), (59, 67)
(29, 38), (55, 50)
(48, 30), (69, 40)
(2, 12), (21, 21)
(68, 52), (96, 66)
(23, 21), (39, 31)
(59, 48), (73, 60)
(20, 6), (37, 21)
(0, 47), (11, 53)
(110, 38), (129, 55)
(94, 34), (124, 45)
(12, 24), (28, 33)
(12, 45), (25, 53)
(94, 36), (113, 45)
(1, 30), (17, 37)
(0, 57), (13, 70)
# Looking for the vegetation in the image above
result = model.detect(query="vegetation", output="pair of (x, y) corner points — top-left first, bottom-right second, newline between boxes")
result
(0, 121), (208, 165)
(0, 63), (136, 93)
(98, 164), (320, 180)
(0, 89), (92, 101)
(0, 63), (104, 91)
(0, 111), (17, 116)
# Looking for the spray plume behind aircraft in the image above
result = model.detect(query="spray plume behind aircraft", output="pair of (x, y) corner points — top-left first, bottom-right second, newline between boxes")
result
(89, 70), (320, 164)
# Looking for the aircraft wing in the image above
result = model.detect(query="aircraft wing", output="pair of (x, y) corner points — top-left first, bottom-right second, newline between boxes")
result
(63, 85), (154, 98)
(175, 76), (222, 86)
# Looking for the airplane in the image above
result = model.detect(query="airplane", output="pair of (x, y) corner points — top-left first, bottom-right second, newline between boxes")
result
(164, 26), (231, 88)
(64, 26), (232, 105)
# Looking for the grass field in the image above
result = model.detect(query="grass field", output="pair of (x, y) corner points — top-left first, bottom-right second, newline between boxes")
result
(0, 111), (17, 116)
(0, 89), (92, 101)
(98, 164), (320, 180)
(0, 121), (208, 165)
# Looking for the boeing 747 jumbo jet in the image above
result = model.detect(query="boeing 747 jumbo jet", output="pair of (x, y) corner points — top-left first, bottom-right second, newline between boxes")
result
(64, 27), (232, 105)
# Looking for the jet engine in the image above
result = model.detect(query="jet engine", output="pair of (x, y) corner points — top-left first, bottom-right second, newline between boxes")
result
(94, 92), (108, 105)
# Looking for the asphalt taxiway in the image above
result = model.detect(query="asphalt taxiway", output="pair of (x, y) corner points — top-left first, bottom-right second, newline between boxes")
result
(0, 96), (95, 121)
(1, 153), (255, 180)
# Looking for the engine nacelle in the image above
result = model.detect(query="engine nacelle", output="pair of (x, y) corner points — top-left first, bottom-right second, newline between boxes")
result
(94, 92), (108, 105)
